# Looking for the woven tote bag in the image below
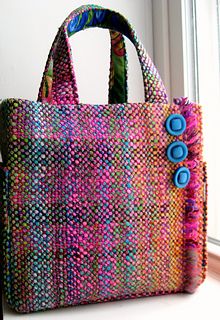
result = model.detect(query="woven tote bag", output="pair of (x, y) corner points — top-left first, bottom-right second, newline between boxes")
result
(0, 4), (208, 314)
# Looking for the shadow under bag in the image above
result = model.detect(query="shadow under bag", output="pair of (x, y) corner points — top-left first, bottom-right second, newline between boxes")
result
(0, 4), (207, 314)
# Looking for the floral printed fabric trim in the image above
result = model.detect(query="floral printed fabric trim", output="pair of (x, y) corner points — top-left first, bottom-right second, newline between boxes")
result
(109, 31), (128, 104)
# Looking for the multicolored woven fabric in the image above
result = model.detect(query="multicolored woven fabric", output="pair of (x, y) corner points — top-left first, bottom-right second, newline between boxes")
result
(0, 4), (207, 314)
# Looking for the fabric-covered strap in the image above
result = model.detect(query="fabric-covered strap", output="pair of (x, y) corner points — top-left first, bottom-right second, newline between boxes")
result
(38, 4), (168, 105)
(38, 27), (128, 104)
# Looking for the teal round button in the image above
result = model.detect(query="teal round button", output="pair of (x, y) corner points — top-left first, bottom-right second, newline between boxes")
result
(166, 141), (188, 163)
(165, 114), (186, 136)
(173, 167), (190, 188)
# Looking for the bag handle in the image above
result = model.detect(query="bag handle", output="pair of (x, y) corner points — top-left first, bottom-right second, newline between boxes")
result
(38, 27), (128, 104)
(38, 5), (168, 105)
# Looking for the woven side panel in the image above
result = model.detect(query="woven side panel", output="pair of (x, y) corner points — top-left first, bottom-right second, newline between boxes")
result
(1, 99), (206, 312)
(175, 97), (207, 292)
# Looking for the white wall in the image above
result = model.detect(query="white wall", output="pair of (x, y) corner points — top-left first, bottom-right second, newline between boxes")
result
(0, 0), (153, 104)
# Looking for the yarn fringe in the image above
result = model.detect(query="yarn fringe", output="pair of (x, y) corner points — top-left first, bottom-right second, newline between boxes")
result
(174, 97), (202, 293)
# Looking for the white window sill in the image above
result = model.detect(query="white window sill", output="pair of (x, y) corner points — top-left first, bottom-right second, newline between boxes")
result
(208, 241), (220, 256)
(3, 274), (219, 319)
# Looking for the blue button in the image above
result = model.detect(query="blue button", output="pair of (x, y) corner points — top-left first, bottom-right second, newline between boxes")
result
(173, 167), (190, 188)
(172, 146), (184, 159)
(165, 114), (186, 136)
(179, 172), (187, 184)
(171, 118), (182, 131)
(166, 141), (188, 163)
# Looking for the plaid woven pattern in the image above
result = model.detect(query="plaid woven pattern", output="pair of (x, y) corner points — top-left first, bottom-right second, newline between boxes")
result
(0, 4), (207, 314)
